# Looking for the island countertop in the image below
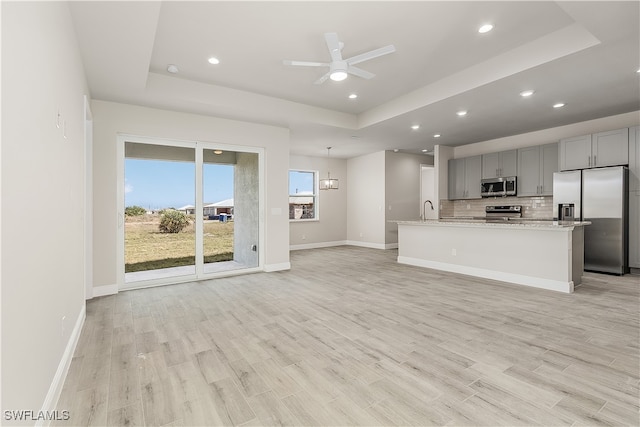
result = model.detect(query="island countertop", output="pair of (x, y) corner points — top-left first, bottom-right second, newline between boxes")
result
(394, 219), (590, 231)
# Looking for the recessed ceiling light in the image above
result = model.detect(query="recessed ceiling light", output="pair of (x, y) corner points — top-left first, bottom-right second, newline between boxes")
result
(457, 110), (467, 116)
(213, 150), (223, 155)
(422, 149), (428, 153)
(478, 24), (494, 34)
(433, 134), (441, 138)
(393, 149), (399, 153)
(208, 57), (220, 65)
(520, 90), (535, 97)
(553, 103), (566, 108)
(411, 125), (420, 130)
(167, 64), (179, 74)
(348, 93), (358, 99)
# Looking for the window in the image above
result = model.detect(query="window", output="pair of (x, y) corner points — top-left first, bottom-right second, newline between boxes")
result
(289, 170), (317, 220)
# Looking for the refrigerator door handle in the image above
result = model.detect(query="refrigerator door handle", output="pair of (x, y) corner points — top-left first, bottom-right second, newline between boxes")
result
(593, 155), (596, 167)
(588, 155), (591, 167)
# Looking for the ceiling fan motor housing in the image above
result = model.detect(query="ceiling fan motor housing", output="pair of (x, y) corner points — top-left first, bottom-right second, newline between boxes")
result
(330, 61), (349, 81)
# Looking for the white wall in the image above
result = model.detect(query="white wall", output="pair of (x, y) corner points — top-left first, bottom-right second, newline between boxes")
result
(2, 1), (88, 418)
(91, 100), (290, 289)
(289, 155), (347, 248)
(346, 151), (386, 247)
(385, 151), (434, 245)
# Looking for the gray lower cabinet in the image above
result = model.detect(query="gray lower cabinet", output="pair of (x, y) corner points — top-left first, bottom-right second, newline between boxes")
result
(481, 150), (517, 179)
(449, 155), (481, 200)
(517, 143), (558, 197)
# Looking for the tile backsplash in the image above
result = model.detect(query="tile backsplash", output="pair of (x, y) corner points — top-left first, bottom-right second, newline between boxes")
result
(440, 196), (553, 219)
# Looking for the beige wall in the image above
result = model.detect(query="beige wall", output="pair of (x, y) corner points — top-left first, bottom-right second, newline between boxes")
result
(289, 155), (348, 248)
(91, 100), (290, 289)
(346, 151), (386, 247)
(2, 1), (88, 416)
(385, 151), (434, 245)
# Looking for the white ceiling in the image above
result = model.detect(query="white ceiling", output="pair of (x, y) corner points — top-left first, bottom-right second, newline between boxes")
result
(69, 1), (640, 158)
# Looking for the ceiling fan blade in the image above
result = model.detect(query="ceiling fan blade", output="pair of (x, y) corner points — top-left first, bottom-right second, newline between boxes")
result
(347, 66), (375, 80)
(345, 45), (396, 66)
(314, 71), (331, 85)
(324, 32), (343, 62)
(283, 60), (328, 67)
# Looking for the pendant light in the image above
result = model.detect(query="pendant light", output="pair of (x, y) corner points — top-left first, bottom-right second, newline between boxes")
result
(319, 147), (339, 190)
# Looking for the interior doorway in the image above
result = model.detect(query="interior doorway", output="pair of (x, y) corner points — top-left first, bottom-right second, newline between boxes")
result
(118, 136), (263, 290)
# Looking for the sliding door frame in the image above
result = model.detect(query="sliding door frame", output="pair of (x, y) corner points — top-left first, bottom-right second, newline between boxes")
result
(117, 134), (265, 291)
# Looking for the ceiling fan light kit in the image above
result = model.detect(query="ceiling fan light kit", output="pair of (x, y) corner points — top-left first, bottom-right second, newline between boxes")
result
(284, 32), (395, 84)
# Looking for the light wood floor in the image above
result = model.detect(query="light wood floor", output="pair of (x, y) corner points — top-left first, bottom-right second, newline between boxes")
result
(56, 246), (640, 426)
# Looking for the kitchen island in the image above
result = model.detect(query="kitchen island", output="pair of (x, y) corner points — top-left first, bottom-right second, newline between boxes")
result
(396, 219), (590, 293)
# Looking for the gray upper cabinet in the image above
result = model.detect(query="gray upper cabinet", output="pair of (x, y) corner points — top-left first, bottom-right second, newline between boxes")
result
(593, 128), (629, 168)
(560, 134), (592, 170)
(465, 156), (482, 199)
(449, 155), (481, 200)
(517, 143), (558, 197)
(481, 150), (517, 178)
(540, 143), (559, 195)
(448, 158), (465, 200)
(560, 128), (629, 171)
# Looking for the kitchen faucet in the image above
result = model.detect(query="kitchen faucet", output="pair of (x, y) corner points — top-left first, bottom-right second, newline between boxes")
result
(423, 199), (434, 220)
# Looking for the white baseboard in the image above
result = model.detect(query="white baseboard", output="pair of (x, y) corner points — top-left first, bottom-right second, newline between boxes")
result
(397, 256), (574, 293)
(38, 304), (86, 427)
(92, 284), (118, 298)
(290, 240), (347, 251)
(345, 240), (396, 250)
(264, 262), (291, 272)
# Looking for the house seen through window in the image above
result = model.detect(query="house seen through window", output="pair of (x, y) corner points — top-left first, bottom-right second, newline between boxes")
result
(289, 170), (317, 220)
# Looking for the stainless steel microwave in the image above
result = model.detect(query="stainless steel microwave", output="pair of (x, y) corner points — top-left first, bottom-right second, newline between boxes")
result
(481, 176), (516, 197)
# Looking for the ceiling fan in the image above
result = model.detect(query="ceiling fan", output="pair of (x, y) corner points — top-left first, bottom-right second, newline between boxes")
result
(283, 32), (396, 85)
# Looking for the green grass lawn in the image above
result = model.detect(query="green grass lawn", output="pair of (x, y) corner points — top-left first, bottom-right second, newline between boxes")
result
(125, 215), (234, 272)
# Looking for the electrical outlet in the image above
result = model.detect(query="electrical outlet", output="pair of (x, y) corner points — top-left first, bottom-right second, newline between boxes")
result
(301, 234), (306, 240)
(451, 248), (457, 256)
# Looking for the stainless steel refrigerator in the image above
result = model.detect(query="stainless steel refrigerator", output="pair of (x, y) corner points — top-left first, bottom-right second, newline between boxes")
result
(553, 166), (629, 275)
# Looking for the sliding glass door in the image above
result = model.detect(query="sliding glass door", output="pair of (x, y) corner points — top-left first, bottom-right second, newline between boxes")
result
(119, 137), (262, 288)
(124, 142), (196, 282)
